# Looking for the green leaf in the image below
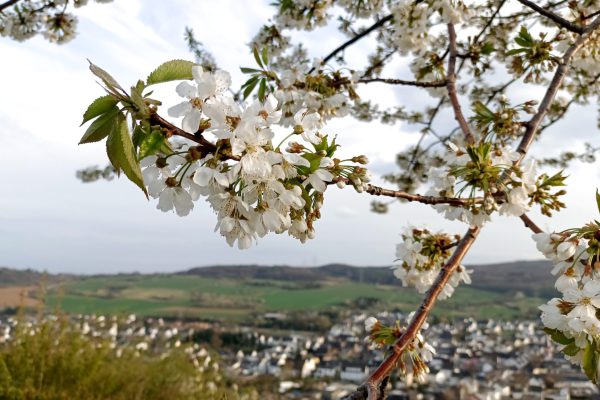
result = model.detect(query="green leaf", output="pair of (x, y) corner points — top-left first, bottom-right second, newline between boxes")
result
(240, 67), (262, 74)
(562, 343), (580, 356)
(473, 101), (495, 120)
(543, 328), (575, 345)
(79, 106), (120, 144)
(582, 340), (598, 383)
(253, 46), (264, 69)
(81, 95), (118, 126)
(258, 78), (267, 102)
(514, 37), (532, 48)
(146, 59), (195, 86)
(107, 117), (148, 197)
(506, 48), (528, 56)
(132, 125), (147, 150)
(138, 130), (167, 160)
(596, 189), (600, 214)
(243, 77), (260, 99)
(88, 60), (125, 93)
(480, 42), (495, 56)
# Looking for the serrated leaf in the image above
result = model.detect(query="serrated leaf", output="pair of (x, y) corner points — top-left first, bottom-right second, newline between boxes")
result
(79, 106), (120, 144)
(543, 327), (574, 345)
(146, 59), (195, 86)
(253, 46), (264, 69)
(562, 342), (580, 356)
(473, 101), (495, 120)
(138, 130), (167, 160)
(515, 37), (532, 48)
(582, 341), (598, 383)
(506, 48), (528, 56)
(240, 67), (262, 74)
(243, 77), (260, 99)
(107, 117), (148, 197)
(88, 60), (124, 93)
(81, 95), (118, 126)
(132, 125), (148, 150)
(480, 42), (495, 55)
(258, 78), (267, 102)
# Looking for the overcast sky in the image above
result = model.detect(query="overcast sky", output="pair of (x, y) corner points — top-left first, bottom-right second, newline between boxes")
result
(0, 0), (598, 274)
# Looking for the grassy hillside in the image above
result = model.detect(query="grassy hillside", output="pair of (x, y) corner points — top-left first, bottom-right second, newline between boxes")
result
(1, 262), (557, 322)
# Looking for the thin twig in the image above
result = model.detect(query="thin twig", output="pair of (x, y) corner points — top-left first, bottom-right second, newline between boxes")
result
(312, 14), (393, 72)
(446, 23), (475, 145)
(358, 78), (447, 87)
(363, 183), (482, 206)
(516, 16), (600, 164)
(148, 112), (240, 161)
(0, 0), (19, 12)
(584, 9), (600, 21)
(516, 0), (584, 34)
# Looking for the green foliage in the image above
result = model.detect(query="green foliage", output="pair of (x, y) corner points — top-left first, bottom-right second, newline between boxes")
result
(543, 327), (574, 346)
(507, 26), (560, 83)
(138, 130), (170, 160)
(240, 47), (276, 101)
(81, 95), (119, 126)
(42, 273), (548, 322)
(146, 60), (195, 86)
(78, 105), (120, 144)
(0, 316), (238, 400)
(106, 117), (147, 196)
(583, 339), (599, 384)
(88, 60), (127, 101)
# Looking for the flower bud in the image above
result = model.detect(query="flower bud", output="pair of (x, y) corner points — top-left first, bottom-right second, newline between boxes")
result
(352, 155), (369, 164)
(156, 157), (168, 169)
(336, 180), (346, 189)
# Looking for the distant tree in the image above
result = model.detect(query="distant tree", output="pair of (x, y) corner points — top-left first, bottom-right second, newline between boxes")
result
(32, 0), (600, 397)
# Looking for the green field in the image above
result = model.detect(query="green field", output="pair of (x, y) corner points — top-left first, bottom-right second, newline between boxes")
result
(43, 274), (546, 322)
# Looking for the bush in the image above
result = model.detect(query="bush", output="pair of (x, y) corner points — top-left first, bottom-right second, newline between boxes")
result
(0, 315), (240, 400)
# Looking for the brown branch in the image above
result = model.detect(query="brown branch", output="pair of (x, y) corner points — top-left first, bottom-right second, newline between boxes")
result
(584, 9), (600, 21)
(362, 183), (482, 206)
(516, 16), (600, 164)
(520, 213), (544, 234)
(446, 23), (475, 145)
(312, 14), (393, 71)
(342, 227), (481, 400)
(516, 0), (584, 34)
(0, 0), (19, 12)
(148, 112), (240, 161)
(358, 78), (447, 88)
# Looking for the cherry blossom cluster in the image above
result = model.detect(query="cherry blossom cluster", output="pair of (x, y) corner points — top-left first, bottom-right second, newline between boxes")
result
(535, 223), (600, 382)
(561, 29), (600, 76)
(365, 314), (436, 382)
(273, 0), (333, 31)
(390, 0), (471, 56)
(270, 63), (359, 127)
(0, 0), (112, 44)
(427, 141), (541, 226)
(392, 226), (470, 299)
(143, 66), (370, 249)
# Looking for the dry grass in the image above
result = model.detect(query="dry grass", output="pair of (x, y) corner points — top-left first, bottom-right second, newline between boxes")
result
(0, 286), (41, 308)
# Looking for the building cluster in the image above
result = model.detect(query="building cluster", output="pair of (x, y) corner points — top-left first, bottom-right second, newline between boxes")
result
(223, 313), (600, 399)
(0, 312), (598, 399)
